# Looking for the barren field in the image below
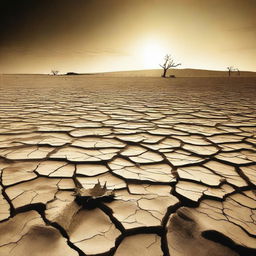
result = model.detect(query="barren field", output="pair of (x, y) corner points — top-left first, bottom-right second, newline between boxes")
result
(0, 75), (255, 256)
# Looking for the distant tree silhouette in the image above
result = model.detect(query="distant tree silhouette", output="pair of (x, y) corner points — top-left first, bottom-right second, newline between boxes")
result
(236, 68), (240, 76)
(160, 55), (181, 78)
(227, 66), (234, 77)
(51, 70), (59, 76)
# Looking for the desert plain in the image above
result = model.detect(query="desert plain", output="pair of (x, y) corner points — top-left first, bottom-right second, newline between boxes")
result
(0, 74), (255, 256)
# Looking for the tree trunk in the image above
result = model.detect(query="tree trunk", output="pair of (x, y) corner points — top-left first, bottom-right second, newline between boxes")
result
(162, 69), (167, 78)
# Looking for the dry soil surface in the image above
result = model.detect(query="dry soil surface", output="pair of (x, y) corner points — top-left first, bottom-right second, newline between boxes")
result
(0, 75), (255, 256)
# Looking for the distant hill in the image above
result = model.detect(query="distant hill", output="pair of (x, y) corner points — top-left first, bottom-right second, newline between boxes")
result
(95, 68), (256, 77)
(2, 68), (256, 77)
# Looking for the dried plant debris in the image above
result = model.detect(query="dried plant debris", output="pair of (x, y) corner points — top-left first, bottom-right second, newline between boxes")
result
(0, 76), (255, 255)
(74, 181), (115, 208)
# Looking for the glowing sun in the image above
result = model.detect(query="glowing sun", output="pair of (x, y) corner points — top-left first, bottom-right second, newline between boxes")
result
(140, 40), (168, 68)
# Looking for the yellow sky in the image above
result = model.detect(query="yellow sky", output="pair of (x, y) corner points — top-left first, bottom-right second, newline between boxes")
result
(0, 0), (255, 73)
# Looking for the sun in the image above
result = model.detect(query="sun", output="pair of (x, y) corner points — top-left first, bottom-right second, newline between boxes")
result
(140, 40), (168, 68)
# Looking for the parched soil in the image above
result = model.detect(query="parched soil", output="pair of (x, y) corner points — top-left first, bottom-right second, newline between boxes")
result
(0, 75), (255, 256)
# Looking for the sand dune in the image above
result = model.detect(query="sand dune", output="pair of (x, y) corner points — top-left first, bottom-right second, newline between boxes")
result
(96, 68), (256, 77)
(2, 68), (256, 77)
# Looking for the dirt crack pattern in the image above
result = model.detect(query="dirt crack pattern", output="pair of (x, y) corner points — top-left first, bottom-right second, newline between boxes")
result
(0, 76), (255, 256)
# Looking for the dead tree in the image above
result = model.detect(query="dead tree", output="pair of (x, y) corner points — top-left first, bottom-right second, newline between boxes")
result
(160, 55), (181, 78)
(227, 66), (234, 77)
(51, 70), (59, 76)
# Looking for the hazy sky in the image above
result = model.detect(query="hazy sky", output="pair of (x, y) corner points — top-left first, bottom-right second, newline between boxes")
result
(0, 0), (255, 73)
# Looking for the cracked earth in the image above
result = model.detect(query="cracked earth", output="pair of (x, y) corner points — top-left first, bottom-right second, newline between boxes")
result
(0, 75), (255, 256)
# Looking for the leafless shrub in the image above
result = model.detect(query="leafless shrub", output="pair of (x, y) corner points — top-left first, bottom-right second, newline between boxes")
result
(51, 70), (59, 76)
(227, 66), (235, 77)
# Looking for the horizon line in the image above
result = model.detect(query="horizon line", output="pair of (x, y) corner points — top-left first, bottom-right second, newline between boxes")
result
(1, 67), (256, 75)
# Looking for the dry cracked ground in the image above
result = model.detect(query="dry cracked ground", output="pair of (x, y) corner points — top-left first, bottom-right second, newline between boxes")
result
(0, 75), (255, 256)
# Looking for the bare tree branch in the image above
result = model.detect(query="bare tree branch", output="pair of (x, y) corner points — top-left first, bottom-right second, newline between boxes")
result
(51, 70), (59, 76)
(160, 55), (181, 77)
(227, 66), (234, 77)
